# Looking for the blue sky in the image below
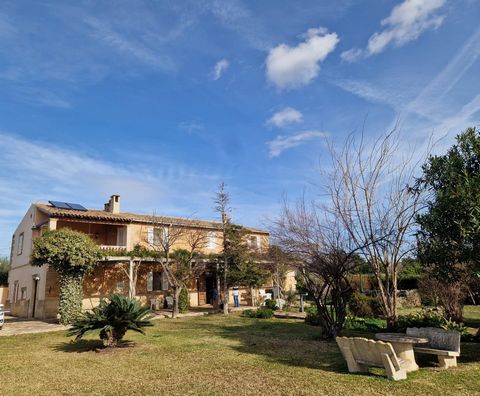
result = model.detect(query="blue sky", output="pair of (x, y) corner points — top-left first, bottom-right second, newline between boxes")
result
(1, 0), (480, 256)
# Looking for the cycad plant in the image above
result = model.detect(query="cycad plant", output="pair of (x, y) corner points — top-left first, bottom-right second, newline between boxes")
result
(68, 294), (153, 347)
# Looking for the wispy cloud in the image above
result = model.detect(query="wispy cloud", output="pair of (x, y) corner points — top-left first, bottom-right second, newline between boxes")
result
(0, 132), (222, 253)
(267, 130), (327, 157)
(179, 120), (204, 133)
(202, 0), (271, 50)
(84, 16), (176, 72)
(211, 59), (229, 80)
(406, 25), (480, 118)
(342, 0), (446, 61)
(266, 27), (339, 90)
(267, 107), (303, 128)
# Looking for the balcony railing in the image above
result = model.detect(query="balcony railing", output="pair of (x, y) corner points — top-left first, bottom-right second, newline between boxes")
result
(100, 245), (127, 252)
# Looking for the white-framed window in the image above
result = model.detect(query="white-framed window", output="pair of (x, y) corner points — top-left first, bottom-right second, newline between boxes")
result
(207, 232), (216, 250)
(148, 227), (169, 246)
(17, 232), (24, 256)
(146, 227), (153, 245)
(147, 271), (169, 292)
(20, 287), (27, 300)
(247, 235), (261, 250)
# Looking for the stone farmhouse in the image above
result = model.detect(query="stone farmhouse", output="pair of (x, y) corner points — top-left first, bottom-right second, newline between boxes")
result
(8, 195), (296, 319)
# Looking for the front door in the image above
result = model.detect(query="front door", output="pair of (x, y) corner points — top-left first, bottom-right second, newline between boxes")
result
(205, 274), (216, 305)
(197, 275), (206, 305)
(31, 278), (39, 318)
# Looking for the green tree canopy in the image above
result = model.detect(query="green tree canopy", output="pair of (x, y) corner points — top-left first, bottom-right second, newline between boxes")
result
(31, 229), (103, 276)
(31, 228), (103, 324)
(417, 127), (480, 281)
(221, 223), (268, 288)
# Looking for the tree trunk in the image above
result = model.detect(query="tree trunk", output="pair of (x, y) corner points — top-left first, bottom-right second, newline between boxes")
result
(214, 263), (221, 311)
(58, 273), (83, 325)
(223, 267), (229, 315)
(128, 259), (135, 299)
(172, 286), (181, 319)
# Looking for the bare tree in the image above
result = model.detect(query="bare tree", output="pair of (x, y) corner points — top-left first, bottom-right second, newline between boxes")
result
(327, 131), (423, 328)
(214, 182), (232, 315)
(144, 216), (207, 318)
(272, 197), (356, 338)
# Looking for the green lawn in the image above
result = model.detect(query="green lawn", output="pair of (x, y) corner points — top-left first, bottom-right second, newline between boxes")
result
(1, 310), (479, 396)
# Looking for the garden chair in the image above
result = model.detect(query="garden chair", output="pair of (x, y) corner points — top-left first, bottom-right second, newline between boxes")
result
(336, 336), (407, 381)
(406, 327), (461, 369)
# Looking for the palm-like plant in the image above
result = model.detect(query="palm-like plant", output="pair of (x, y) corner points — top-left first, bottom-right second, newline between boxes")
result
(68, 294), (153, 347)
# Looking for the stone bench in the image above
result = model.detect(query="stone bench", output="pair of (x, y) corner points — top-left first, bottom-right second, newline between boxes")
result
(336, 337), (407, 380)
(406, 327), (461, 369)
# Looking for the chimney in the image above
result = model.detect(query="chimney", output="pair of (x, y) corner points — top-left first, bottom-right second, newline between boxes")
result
(106, 195), (121, 214)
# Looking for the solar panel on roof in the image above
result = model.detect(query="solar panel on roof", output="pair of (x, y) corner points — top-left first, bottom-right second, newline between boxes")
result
(48, 201), (88, 211)
(66, 202), (88, 211)
(49, 201), (71, 209)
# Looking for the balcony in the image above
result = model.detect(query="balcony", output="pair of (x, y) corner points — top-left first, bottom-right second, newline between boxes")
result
(56, 220), (128, 251)
(99, 245), (127, 252)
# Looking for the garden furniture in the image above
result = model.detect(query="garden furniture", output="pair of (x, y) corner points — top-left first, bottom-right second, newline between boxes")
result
(336, 336), (407, 380)
(375, 333), (428, 372)
(406, 327), (461, 369)
(165, 296), (174, 309)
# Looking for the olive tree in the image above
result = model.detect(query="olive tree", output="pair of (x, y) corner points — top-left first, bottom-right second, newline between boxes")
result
(31, 229), (103, 325)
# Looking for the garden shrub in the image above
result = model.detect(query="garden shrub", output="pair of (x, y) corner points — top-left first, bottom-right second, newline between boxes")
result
(396, 308), (445, 332)
(242, 308), (274, 319)
(68, 294), (153, 348)
(344, 317), (385, 332)
(396, 308), (469, 340)
(264, 299), (278, 311)
(348, 292), (382, 318)
(179, 287), (189, 313)
(304, 305), (322, 326)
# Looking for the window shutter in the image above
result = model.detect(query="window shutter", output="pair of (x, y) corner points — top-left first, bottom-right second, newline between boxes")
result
(163, 227), (169, 244)
(147, 271), (153, 291)
(147, 227), (154, 245)
(161, 271), (169, 291)
(256, 236), (261, 249)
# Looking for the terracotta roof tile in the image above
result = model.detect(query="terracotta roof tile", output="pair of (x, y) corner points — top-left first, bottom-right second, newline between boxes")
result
(33, 203), (268, 234)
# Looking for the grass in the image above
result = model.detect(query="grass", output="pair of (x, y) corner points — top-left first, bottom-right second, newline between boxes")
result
(0, 310), (479, 396)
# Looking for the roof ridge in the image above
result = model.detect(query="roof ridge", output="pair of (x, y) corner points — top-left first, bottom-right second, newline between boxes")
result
(32, 203), (268, 234)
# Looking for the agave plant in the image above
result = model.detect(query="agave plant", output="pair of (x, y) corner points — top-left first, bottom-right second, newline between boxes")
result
(68, 294), (153, 347)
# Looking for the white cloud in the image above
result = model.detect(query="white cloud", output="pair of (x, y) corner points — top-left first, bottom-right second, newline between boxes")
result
(340, 48), (363, 62)
(342, 0), (446, 61)
(266, 27), (339, 90)
(267, 107), (303, 128)
(267, 130), (327, 157)
(211, 59), (230, 80)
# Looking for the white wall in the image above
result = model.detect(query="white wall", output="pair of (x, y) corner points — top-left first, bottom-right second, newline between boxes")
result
(8, 205), (48, 317)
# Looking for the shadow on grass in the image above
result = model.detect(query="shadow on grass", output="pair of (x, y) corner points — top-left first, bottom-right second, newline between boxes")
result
(53, 339), (135, 353)
(200, 318), (350, 374)
(194, 315), (480, 376)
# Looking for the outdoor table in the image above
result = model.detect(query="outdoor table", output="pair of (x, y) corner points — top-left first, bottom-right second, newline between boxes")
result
(375, 333), (428, 372)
